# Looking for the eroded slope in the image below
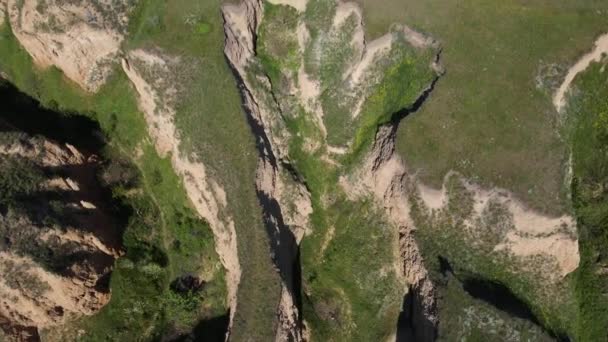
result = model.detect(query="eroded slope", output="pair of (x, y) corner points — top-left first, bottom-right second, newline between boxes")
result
(223, 0), (441, 339)
(0, 120), (121, 340)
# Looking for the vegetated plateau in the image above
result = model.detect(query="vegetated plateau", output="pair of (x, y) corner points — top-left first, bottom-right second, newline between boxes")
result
(0, 0), (607, 341)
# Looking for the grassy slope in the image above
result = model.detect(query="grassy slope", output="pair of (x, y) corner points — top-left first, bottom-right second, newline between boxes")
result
(437, 275), (553, 341)
(567, 60), (608, 341)
(358, 0), (608, 214)
(124, 0), (281, 339)
(356, 0), (608, 339)
(0, 15), (228, 341)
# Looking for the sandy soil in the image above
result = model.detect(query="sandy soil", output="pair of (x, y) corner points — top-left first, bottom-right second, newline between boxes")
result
(417, 183), (445, 211)
(553, 33), (608, 111)
(266, 0), (308, 11)
(495, 232), (579, 278)
(6, 0), (128, 91)
(332, 2), (360, 28)
(350, 33), (393, 85)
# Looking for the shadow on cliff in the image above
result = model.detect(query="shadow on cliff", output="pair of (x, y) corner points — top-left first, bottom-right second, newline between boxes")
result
(0, 80), (131, 340)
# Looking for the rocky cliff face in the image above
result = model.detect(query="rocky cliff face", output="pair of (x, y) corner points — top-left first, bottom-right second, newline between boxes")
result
(1, 0), (133, 91)
(0, 125), (122, 340)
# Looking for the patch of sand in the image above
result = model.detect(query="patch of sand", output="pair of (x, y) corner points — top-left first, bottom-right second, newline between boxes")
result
(266, 0), (308, 11)
(327, 145), (348, 155)
(553, 33), (608, 111)
(417, 184), (445, 211)
(350, 33), (394, 85)
(332, 2), (359, 28)
(319, 225), (335, 256)
(495, 232), (579, 277)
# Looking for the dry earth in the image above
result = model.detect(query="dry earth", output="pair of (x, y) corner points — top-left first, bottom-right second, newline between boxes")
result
(2, 0), (132, 91)
(0, 135), (120, 338)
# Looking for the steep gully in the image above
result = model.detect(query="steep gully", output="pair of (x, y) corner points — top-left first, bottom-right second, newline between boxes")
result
(221, 1), (441, 340)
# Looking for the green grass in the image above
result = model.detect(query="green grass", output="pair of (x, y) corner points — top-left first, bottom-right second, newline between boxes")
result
(357, 0), (608, 214)
(124, 0), (282, 339)
(437, 275), (553, 341)
(566, 59), (608, 341)
(258, 2), (301, 80)
(348, 45), (437, 162)
(300, 194), (402, 341)
(0, 18), (227, 340)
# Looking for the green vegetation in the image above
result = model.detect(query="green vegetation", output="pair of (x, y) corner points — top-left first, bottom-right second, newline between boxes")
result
(300, 196), (402, 341)
(567, 59), (608, 341)
(4, 0), (285, 337)
(258, 2), (301, 80)
(0, 155), (43, 206)
(68, 145), (227, 340)
(0, 18), (226, 340)
(358, 0), (608, 214)
(247, 1), (440, 339)
(409, 174), (577, 337)
(349, 43), (436, 160)
(437, 275), (553, 341)
(124, 0), (282, 339)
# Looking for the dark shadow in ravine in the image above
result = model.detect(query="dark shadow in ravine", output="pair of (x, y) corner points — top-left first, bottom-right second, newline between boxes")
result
(439, 256), (570, 342)
(0, 80), (105, 152)
(461, 278), (569, 341)
(396, 285), (437, 342)
(461, 278), (540, 324)
(169, 312), (230, 342)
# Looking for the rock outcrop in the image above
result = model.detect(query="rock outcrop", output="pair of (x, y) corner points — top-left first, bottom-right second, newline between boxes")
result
(0, 129), (121, 339)
(3, 0), (133, 91)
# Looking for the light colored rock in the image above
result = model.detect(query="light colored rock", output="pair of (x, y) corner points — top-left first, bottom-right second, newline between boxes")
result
(80, 200), (97, 209)
(0, 252), (110, 329)
(6, 0), (133, 92)
(0, 135), (120, 334)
